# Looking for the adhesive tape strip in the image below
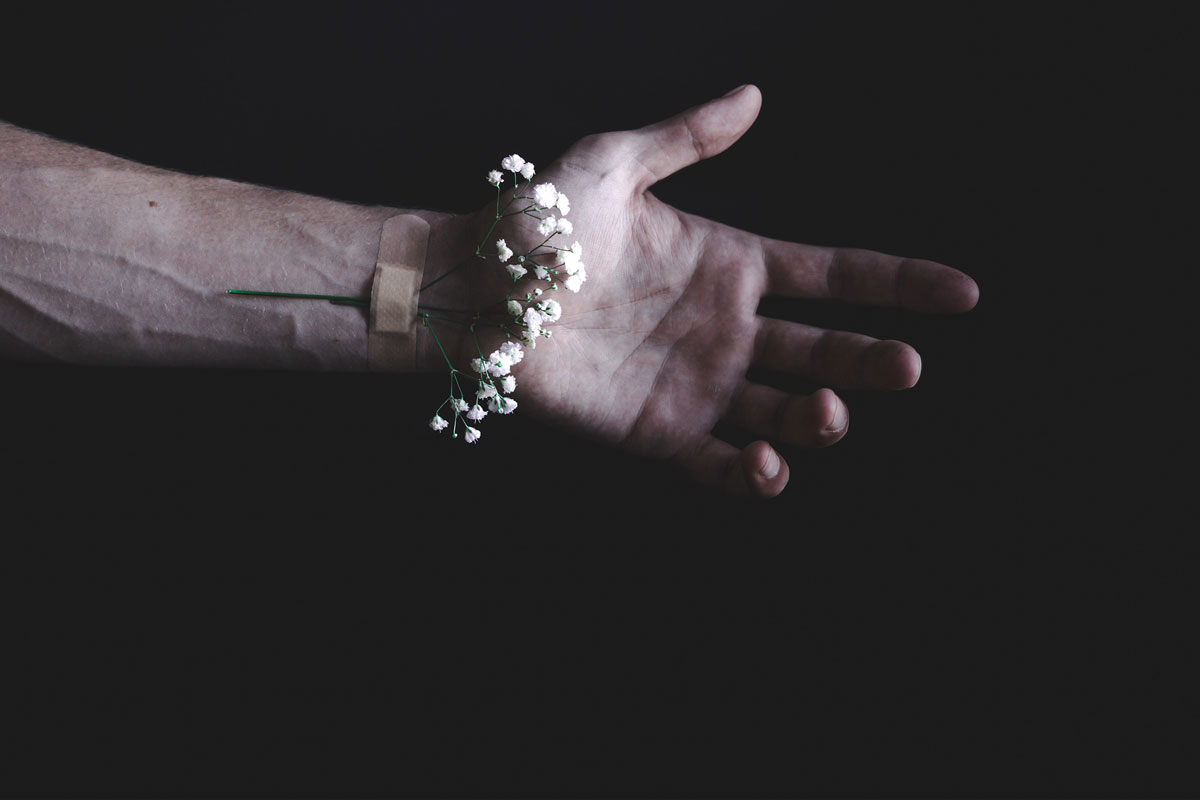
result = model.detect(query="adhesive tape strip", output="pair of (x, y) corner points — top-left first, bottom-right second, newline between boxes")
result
(367, 214), (430, 371)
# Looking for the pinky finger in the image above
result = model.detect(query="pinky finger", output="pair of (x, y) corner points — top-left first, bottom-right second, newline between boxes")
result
(676, 437), (790, 499)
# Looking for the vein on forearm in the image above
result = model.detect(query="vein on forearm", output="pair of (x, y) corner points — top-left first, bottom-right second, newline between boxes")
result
(0, 128), (387, 369)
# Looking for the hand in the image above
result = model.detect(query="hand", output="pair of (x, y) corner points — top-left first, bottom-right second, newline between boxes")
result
(443, 85), (979, 498)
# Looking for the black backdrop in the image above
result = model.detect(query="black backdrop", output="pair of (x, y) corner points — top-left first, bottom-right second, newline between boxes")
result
(2, 2), (1192, 796)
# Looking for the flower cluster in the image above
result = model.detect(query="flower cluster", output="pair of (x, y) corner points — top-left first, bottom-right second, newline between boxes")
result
(425, 153), (587, 443)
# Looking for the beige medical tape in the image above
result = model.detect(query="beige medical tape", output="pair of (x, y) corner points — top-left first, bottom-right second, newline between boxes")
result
(367, 214), (430, 371)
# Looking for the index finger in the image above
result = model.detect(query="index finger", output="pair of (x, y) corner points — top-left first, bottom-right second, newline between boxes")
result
(761, 239), (980, 313)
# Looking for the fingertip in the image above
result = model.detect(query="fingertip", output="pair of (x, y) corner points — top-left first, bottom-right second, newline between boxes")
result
(813, 388), (849, 445)
(903, 345), (923, 388)
(743, 440), (789, 499)
(871, 340), (922, 389)
(720, 82), (762, 117)
(722, 82), (762, 102)
(962, 275), (981, 311)
(811, 388), (836, 427)
(745, 83), (763, 109)
(938, 270), (980, 313)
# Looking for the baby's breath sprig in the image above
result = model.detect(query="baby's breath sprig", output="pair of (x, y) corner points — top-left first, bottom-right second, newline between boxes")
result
(228, 152), (586, 445)
(422, 153), (587, 443)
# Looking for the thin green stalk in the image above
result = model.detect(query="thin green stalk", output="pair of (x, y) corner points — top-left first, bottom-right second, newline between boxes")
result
(417, 303), (474, 315)
(226, 289), (369, 306)
(422, 314), (456, 374)
(450, 369), (468, 403)
(423, 312), (502, 329)
(418, 253), (479, 293)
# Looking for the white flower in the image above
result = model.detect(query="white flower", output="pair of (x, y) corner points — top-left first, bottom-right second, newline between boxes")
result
(466, 404), (487, 421)
(507, 300), (523, 316)
(470, 357), (486, 373)
(499, 340), (524, 364)
(506, 263), (527, 280)
(564, 266), (586, 293)
(536, 215), (557, 237)
(499, 375), (516, 394)
(556, 218), (573, 235)
(521, 329), (538, 348)
(533, 264), (550, 281)
(523, 306), (543, 333)
(477, 382), (498, 400)
(559, 241), (584, 266)
(532, 182), (559, 209)
(451, 398), (469, 413)
(536, 298), (562, 322)
(486, 349), (513, 377)
(488, 395), (518, 414)
(496, 239), (513, 263)
(534, 287), (543, 296)
(520, 162), (535, 180)
(556, 192), (570, 216)
(429, 414), (449, 431)
(487, 170), (503, 187)
(464, 426), (482, 443)
(501, 154), (525, 172)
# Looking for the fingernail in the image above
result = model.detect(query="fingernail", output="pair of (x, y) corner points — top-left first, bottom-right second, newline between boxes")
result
(762, 447), (780, 479)
(827, 402), (848, 432)
(722, 84), (749, 97)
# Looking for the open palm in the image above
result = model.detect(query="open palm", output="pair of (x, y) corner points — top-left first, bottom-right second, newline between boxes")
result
(459, 85), (978, 497)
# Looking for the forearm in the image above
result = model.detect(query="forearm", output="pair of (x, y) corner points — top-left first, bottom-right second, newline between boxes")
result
(0, 121), (470, 371)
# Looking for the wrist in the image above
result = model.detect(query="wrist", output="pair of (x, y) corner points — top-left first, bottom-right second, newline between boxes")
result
(410, 209), (486, 372)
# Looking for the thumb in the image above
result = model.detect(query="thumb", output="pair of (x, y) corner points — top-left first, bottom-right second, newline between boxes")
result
(631, 83), (762, 191)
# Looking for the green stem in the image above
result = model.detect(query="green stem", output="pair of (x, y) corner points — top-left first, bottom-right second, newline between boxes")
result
(226, 289), (369, 306)
(417, 303), (473, 315)
(423, 312), (502, 329)
(422, 314), (456, 373)
(469, 323), (517, 408)
(451, 369), (468, 403)
(418, 253), (480, 293)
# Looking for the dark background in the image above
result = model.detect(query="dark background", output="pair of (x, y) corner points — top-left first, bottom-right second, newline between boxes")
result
(1, 2), (1192, 796)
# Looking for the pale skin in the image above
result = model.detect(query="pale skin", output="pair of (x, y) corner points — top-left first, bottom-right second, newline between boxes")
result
(0, 85), (978, 497)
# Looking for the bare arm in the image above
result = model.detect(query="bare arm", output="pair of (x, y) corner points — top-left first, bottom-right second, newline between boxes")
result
(2, 86), (980, 498)
(0, 120), (469, 370)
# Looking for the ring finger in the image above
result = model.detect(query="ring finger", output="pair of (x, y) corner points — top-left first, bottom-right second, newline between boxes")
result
(753, 317), (922, 390)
